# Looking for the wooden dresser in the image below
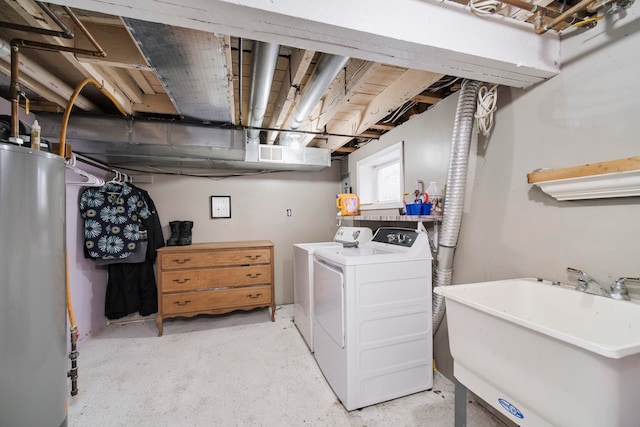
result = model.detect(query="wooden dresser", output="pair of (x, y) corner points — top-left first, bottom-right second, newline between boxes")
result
(156, 240), (275, 336)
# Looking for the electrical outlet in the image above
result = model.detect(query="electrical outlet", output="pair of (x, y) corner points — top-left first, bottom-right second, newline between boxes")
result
(286, 209), (292, 217)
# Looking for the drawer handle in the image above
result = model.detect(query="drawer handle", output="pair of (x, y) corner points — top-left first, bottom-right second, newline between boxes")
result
(245, 255), (261, 261)
(245, 273), (262, 279)
(173, 258), (191, 265)
(173, 300), (191, 306)
(172, 278), (191, 284)
(247, 293), (262, 299)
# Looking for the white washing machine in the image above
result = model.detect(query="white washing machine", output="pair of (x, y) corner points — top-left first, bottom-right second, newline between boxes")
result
(312, 227), (433, 411)
(293, 226), (373, 351)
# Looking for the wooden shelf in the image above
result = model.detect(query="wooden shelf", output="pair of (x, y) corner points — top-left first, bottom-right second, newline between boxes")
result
(527, 156), (640, 183)
(527, 156), (640, 200)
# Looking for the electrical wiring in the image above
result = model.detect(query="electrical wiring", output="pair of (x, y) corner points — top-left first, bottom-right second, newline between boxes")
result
(475, 84), (498, 136)
(469, 0), (506, 15)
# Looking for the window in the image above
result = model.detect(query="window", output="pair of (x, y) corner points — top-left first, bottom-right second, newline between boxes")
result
(356, 142), (404, 210)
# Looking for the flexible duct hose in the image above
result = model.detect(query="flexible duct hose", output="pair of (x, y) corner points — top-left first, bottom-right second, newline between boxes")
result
(432, 79), (481, 333)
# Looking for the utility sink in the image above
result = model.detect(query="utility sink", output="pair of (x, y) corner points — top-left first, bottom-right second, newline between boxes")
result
(435, 278), (640, 427)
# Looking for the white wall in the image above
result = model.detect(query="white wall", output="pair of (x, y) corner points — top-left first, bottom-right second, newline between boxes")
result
(139, 165), (341, 305)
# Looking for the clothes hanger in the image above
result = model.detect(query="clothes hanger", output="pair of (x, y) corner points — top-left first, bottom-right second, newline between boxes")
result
(65, 154), (104, 187)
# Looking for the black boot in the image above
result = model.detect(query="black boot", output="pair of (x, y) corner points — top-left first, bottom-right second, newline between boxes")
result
(178, 221), (193, 246)
(166, 221), (181, 246)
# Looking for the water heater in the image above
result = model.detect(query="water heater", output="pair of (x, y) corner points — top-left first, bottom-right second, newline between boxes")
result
(0, 143), (67, 426)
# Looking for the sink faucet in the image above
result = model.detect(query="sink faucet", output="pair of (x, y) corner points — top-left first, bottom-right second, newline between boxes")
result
(610, 277), (639, 301)
(567, 268), (638, 301)
(567, 267), (611, 298)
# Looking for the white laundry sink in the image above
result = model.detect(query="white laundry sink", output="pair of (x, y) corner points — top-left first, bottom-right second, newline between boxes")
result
(435, 278), (640, 427)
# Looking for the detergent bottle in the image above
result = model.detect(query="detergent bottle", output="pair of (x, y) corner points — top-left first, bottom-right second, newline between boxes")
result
(336, 193), (359, 216)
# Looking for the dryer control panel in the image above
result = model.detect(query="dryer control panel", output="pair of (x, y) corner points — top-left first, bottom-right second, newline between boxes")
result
(372, 228), (419, 248)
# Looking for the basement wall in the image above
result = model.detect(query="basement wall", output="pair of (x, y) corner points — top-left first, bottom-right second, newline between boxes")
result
(139, 165), (342, 305)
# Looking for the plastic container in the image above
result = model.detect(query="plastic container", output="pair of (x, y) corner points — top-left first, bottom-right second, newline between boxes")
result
(405, 203), (422, 215)
(336, 193), (359, 216)
(30, 120), (41, 150)
(406, 203), (432, 216)
(426, 181), (442, 213)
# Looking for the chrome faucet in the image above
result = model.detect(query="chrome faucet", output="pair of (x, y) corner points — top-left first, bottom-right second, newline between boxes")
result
(609, 277), (639, 301)
(567, 267), (611, 298)
(567, 268), (638, 301)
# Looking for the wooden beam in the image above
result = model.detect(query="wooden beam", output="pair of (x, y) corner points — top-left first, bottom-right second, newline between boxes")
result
(358, 131), (382, 138)
(412, 94), (442, 104)
(323, 69), (444, 150)
(334, 146), (358, 154)
(128, 69), (155, 95)
(370, 123), (396, 131)
(133, 94), (179, 115)
(527, 157), (640, 183)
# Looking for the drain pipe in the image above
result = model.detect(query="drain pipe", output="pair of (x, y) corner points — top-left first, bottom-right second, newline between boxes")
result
(246, 41), (280, 144)
(278, 53), (349, 145)
(432, 79), (482, 333)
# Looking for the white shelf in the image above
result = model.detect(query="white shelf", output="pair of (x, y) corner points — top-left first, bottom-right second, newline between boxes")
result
(527, 157), (640, 201)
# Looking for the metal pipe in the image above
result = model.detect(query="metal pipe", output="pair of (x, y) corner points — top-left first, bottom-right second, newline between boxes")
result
(36, 1), (74, 38)
(246, 41), (280, 143)
(12, 39), (106, 57)
(63, 6), (106, 56)
(239, 38), (243, 127)
(537, 0), (595, 33)
(0, 2), (74, 39)
(432, 79), (481, 333)
(10, 42), (20, 140)
(279, 53), (349, 145)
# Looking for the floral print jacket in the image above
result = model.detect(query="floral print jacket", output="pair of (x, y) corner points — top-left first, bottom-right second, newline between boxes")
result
(80, 182), (151, 260)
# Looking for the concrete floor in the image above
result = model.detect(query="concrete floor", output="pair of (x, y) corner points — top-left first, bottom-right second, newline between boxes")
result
(68, 305), (506, 427)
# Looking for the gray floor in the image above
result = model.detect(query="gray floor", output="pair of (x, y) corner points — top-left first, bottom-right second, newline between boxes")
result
(68, 305), (505, 427)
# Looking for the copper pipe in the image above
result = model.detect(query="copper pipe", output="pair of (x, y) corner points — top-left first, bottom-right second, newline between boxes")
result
(0, 22), (71, 37)
(59, 77), (129, 157)
(0, 2), (74, 38)
(63, 6), (106, 56)
(500, 0), (541, 13)
(12, 39), (105, 57)
(540, 0), (596, 33)
(35, 1), (74, 39)
(10, 43), (20, 139)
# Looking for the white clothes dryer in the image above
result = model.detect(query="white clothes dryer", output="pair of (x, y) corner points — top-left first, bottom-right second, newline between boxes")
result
(293, 227), (372, 351)
(313, 227), (433, 410)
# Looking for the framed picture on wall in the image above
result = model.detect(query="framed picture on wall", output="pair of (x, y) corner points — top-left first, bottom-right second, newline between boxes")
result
(210, 196), (231, 218)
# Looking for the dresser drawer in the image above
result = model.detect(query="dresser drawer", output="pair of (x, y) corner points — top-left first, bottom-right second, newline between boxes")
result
(162, 265), (272, 292)
(161, 248), (271, 270)
(162, 285), (272, 315)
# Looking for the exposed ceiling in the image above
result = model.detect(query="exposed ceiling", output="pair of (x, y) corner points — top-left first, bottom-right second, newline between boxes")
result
(0, 0), (608, 175)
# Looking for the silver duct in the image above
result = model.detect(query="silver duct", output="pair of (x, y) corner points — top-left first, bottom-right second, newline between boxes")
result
(432, 79), (482, 333)
(246, 42), (280, 143)
(279, 53), (349, 145)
